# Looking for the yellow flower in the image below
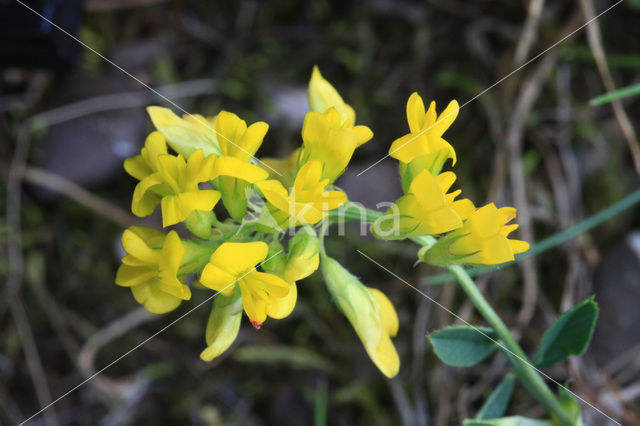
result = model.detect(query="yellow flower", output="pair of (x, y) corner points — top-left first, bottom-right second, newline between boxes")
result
(421, 203), (530, 266)
(321, 255), (400, 378)
(373, 170), (474, 239)
(300, 108), (373, 183)
(257, 160), (347, 228)
(213, 111), (270, 219)
(389, 92), (459, 166)
(199, 242), (291, 328)
(115, 227), (191, 314)
(123, 131), (167, 181)
(147, 106), (221, 158)
(132, 149), (221, 227)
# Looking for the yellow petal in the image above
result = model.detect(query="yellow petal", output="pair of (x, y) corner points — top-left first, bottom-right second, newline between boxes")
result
(257, 180), (290, 212)
(129, 226), (166, 248)
(239, 121), (269, 159)
(452, 198), (475, 221)
(215, 111), (250, 159)
(389, 132), (429, 163)
(115, 265), (156, 287)
(509, 239), (530, 255)
(498, 207), (518, 224)
(367, 288), (399, 337)
(432, 100), (459, 137)
(200, 262), (238, 295)
(291, 202), (326, 225)
(160, 190), (221, 227)
(477, 234), (515, 265)
(425, 100), (437, 126)
(501, 223), (519, 237)
(301, 111), (330, 146)
(245, 271), (291, 298)
(156, 278), (191, 300)
(121, 228), (160, 263)
(131, 173), (164, 217)
(238, 279), (268, 326)
(161, 230), (184, 273)
(211, 156), (269, 182)
(208, 242), (269, 277)
(470, 204), (503, 238)
(266, 281), (298, 319)
(131, 283), (182, 314)
(315, 190), (347, 211)
(437, 171), (457, 193)
(409, 170), (447, 211)
(124, 155), (152, 181)
(353, 125), (373, 147)
(406, 92), (426, 133)
(369, 334), (400, 378)
(293, 160), (323, 194)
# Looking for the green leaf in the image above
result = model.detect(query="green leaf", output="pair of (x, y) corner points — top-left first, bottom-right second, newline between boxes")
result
(428, 326), (498, 367)
(477, 374), (516, 420)
(590, 82), (640, 106)
(463, 416), (554, 426)
(533, 297), (599, 368)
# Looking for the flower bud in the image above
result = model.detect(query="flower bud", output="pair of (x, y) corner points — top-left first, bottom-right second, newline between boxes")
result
(184, 210), (216, 239)
(284, 227), (320, 283)
(308, 66), (355, 125)
(200, 289), (243, 361)
(320, 254), (399, 378)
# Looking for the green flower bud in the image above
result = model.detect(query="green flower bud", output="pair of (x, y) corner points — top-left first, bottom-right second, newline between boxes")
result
(284, 227), (320, 282)
(261, 241), (287, 277)
(320, 254), (399, 378)
(200, 288), (243, 361)
(184, 210), (217, 239)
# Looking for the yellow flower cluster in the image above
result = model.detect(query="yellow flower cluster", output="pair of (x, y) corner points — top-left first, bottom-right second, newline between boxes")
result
(116, 66), (386, 372)
(115, 66), (530, 379)
(374, 92), (529, 266)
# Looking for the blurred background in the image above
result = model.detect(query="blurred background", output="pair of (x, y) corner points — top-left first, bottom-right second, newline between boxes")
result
(2, 0), (640, 424)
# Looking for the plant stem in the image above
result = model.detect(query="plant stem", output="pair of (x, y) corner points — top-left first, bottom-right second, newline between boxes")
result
(449, 265), (572, 425)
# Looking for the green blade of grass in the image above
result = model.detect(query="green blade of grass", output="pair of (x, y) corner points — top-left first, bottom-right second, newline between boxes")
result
(590, 83), (640, 106)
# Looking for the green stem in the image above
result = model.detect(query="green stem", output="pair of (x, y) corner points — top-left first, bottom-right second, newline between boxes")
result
(449, 265), (572, 425)
(326, 189), (640, 423)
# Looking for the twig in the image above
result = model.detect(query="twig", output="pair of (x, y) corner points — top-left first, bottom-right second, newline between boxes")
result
(3, 124), (32, 326)
(506, 49), (562, 326)
(389, 377), (414, 426)
(579, 0), (640, 173)
(27, 78), (217, 128)
(23, 165), (137, 227)
(411, 298), (431, 426)
(11, 299), (59, 426)
(77, 307), (155, 396)
(514, 0), (546, 66)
